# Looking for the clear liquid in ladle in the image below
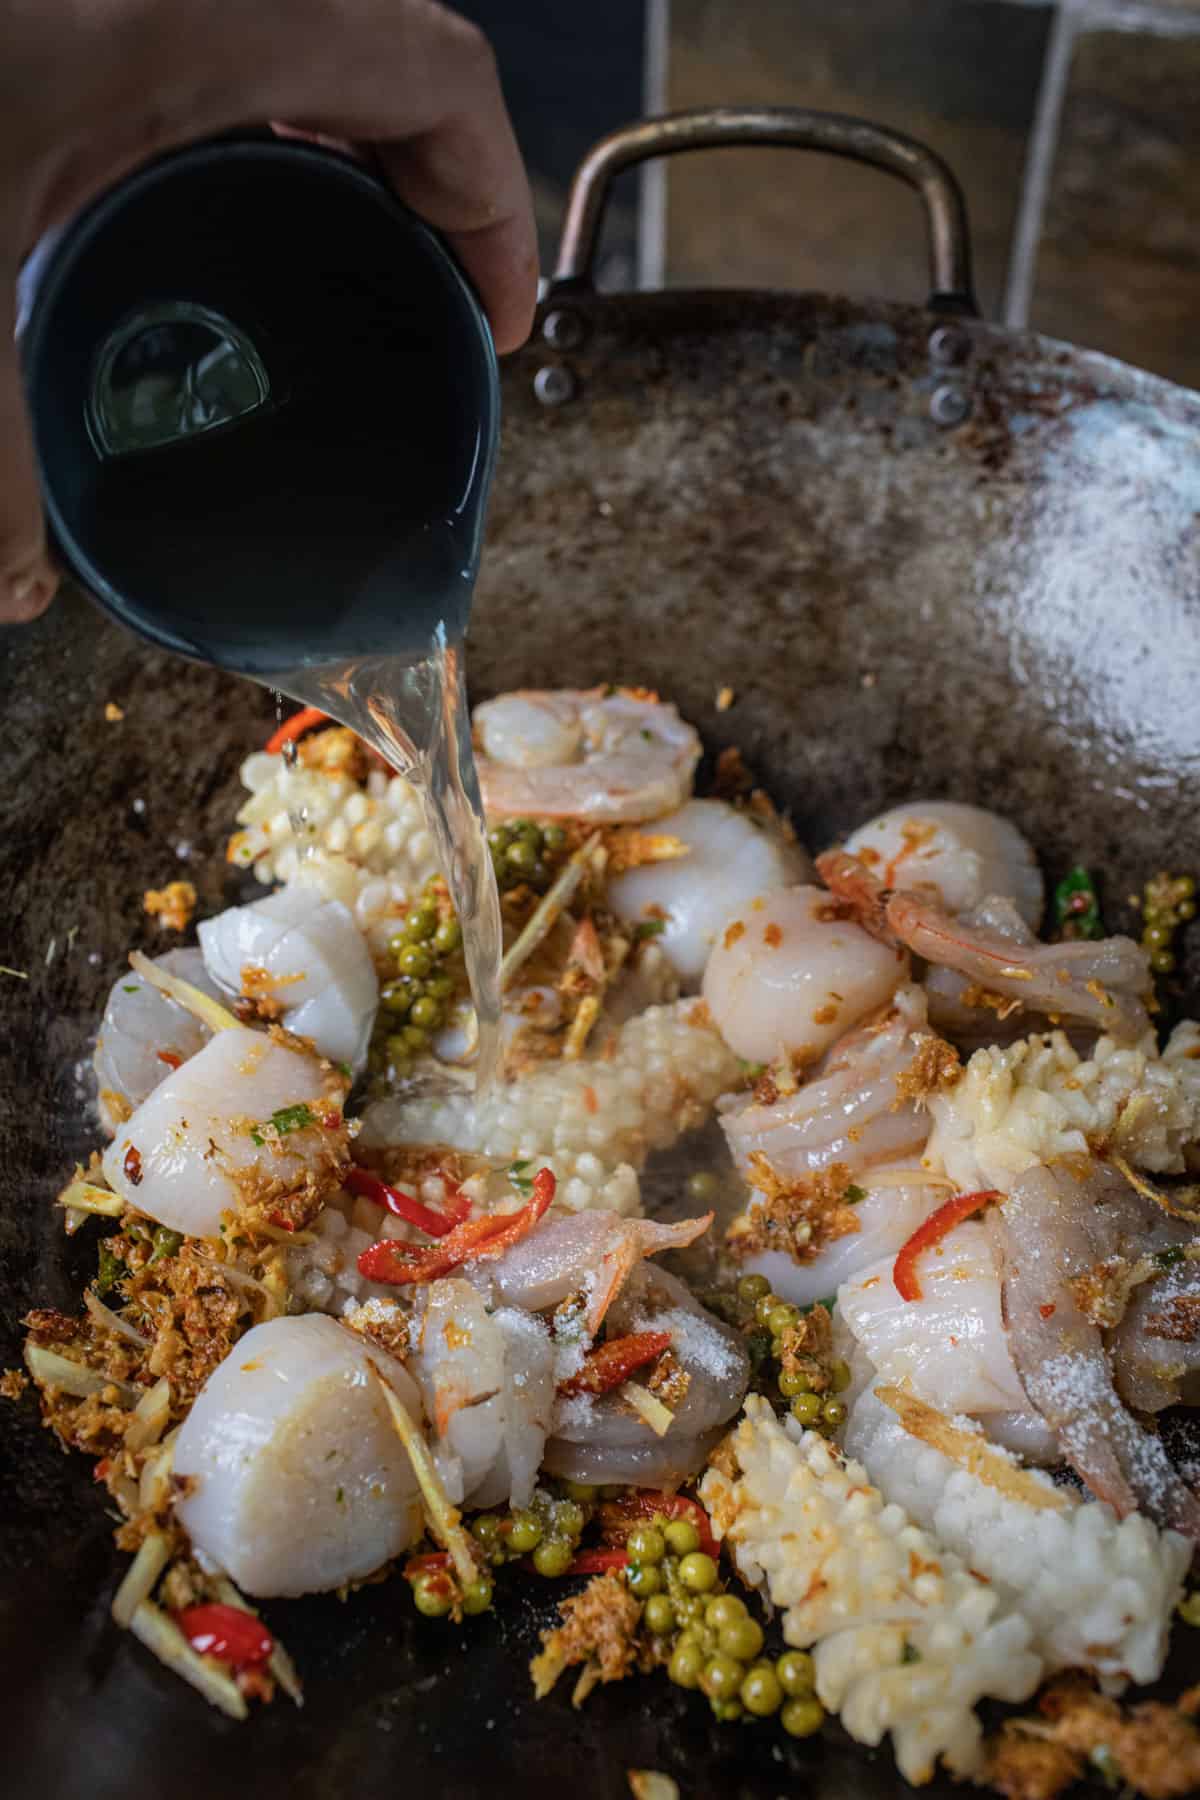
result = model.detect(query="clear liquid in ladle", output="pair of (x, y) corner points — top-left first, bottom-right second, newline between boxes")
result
(273, 630), (502, 1093)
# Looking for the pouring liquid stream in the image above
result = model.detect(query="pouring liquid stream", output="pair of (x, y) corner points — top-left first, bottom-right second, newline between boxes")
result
(270, 630), (503, 1093)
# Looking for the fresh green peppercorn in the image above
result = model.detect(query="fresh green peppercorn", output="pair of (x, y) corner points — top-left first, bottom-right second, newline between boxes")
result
(404, 906), (438, 942)
(780, 1696), (824, 1738)
(777, 1650), (816, 1695)
(644, 1594), (676, 1636)
(387, 932), (409, 959)
(400, 1024), (429, 1051)
(488, 827), (510, 854)
(398, 944), (433, 978)
(412, 1575), (453, 1618)
(778, 1368), (812, 1399)
(767, 1303), (799, 1338)
(790, 1392), (823, 1427)
(385, 1033), (412, 1061)
(426, 973), (455, 1000)
(821, 1398), (847, 1429)
(686, 1170), (719, 1204)
(701, 1655), (744, 1702)
(754, 1293), (780, 1327)
(626, 1525), (666, 1565)
(1152, 950), (1177, 975)
(711, 1699), (744, 1723)
(554, 1500), (586, 1540)
(532, 1537), (574, 1578)
(1180, 898), (1197, 922)
(741, 1663), (783, 1717)
(678, 1552), (718, 1593)
(508, 1512), (542, 1554)
(543, 824), (567, 850)
(737, 1272), (771, 1304)
(704, 1594), (747, 1630)
(1177, 1591), (1200, 1627)
(663, 1518), (701, 1557)
(561, 1480), (597, 1503)
(434, 918), (463, 954)
(668, 1642), (704, 1689)
(1144, 923), (1171, 949)
(719, 1616), (764, 1662)
(506, 838), (538, 874)
(381, 981), (411, 1015)
(410, 995), (442, 1030)
(628, 1563), (663, 1598)
(829, 1358), (852, 1393)
(471, 1514), (502, 1548)
(461, 1577), (494, 1615)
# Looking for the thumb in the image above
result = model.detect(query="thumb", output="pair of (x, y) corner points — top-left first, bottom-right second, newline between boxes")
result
(0, 289), (58, 622)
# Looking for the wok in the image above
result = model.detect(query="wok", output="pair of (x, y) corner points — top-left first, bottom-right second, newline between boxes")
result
(1, 109), (1198, 1800)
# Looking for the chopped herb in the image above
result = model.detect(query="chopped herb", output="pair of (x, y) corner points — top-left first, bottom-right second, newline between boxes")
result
(633, 919), (666, 942)
(507, 1160), (534, 1198)
(1157, 1246), (1185, 1268)
(96, 1243), (128, 1297)
(249, 1102), (316, 1146)
(738, 1059), (765, 1080)
(335, 1486), (345, 1505)
(603, 683), (618, 697)
(845, 1184), (866, 1204)
(1088, 1745), (1122, 1790)
(640, 729), (654, 742)
(900, 1643), (921, 1664)
(122, 984), (140, 994)
(745, 1329), (774, 1373)
(149, 1226), (183, 1265)
(1053, 866), (1104, 941)
(336, 1062), (353, 1079)
(801, 1295), (838, 1316)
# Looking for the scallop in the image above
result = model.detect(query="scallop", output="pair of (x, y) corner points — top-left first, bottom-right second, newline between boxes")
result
(100, 1025), (336, 1238)
(608, 799), (813, 988)
(198, 884), (378, 1070)
(174, 1315), (423, 1597)
(843, 801), (1043, 928)
(701, 884), (906, 1063)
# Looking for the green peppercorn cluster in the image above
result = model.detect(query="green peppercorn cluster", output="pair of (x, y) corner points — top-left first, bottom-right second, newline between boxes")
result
(488, 818), (568, 893)
(406, 1481), (601, 1617)
(728, 1274), (850, 1431)
(409, 1566), (495, 1619)
(1137, 872), (1196, 977)
(369, 887), (464, 1082)
(628, 1522), (824, 1734)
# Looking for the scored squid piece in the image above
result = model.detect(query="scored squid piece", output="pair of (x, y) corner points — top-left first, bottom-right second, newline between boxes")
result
(198, 884), (378, 1071)
(608, 799), (812, 988)
(701, 883), (908, 1064)
(101, 1025), (347, 1238)
(174, 1315), (424, 1597)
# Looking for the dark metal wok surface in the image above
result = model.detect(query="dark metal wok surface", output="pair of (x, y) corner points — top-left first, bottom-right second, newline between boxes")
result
(3, 270), (1200, 1796)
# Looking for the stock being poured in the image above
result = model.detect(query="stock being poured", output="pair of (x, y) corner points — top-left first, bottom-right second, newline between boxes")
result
(21, 137), (506, 1087)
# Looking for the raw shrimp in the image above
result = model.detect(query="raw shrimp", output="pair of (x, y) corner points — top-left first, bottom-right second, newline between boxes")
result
(701, 883), (908, 1064)
(410, 1278), (554, 1509)
(174, 1315), (424, 1597)
(838, 1221), (1031, 1417)
(470, 1206), (716, 1335)
(718, 984), (936, 1184)
(542, 1264), (749, 1487)
(608, 799), (812, 987)
(734, 1164), (950, 1308)
(888, 888), (1152, 1042)
(843, 801), (1044, 928)
(93, 948), (223, 1129)
(987, 1163), (1200, 1538)
(199, 884), (378, 1071)
(473, 688), (701, 823)
(1113, 1255), (1200, 1413)
(101, 1026), (348, 1238)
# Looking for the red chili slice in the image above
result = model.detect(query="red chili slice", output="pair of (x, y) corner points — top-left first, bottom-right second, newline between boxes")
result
(345, 1165), (463, 1239)
(264, 707), (330, 754)
(564, 1548), (629, 1576)
(599, 1491), (720, 1560)
(174, 1603), (274, 1670)
(357, 1168), (555, 1286)
(892, 1190), (1002, 1302)
(156, 1049), (183, 1070)
(557, 1331), (671, 1398)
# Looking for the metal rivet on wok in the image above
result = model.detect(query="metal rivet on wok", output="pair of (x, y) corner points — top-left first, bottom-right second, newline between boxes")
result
(928, 324), (970, 367)
(930, 383), (971, 427)
(542, 309), (585, 350)
(534, 364), (577, 407)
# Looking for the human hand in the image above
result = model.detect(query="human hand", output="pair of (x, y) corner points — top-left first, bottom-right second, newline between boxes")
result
(0, 0), (538, 622)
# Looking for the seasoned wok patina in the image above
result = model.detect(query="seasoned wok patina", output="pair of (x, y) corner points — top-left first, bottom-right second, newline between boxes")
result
(1, 109), (1198, 1799)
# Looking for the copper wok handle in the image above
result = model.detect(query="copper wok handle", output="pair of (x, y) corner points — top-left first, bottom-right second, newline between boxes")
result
(552, 106), (978, 316)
